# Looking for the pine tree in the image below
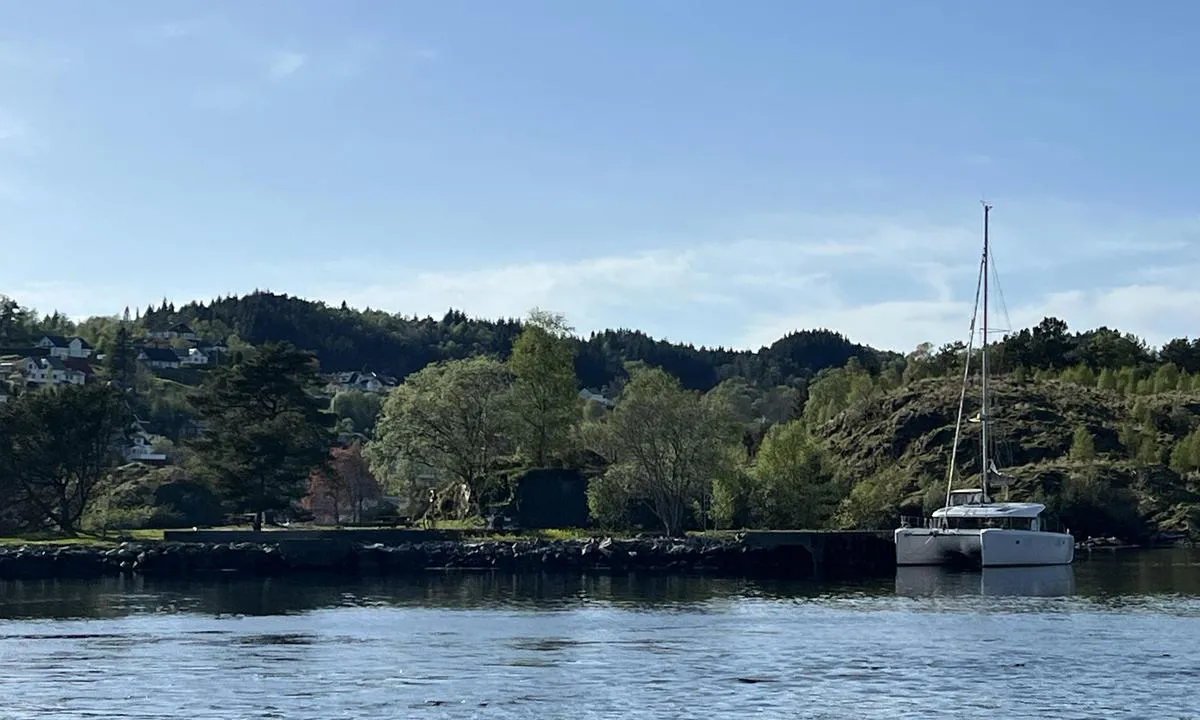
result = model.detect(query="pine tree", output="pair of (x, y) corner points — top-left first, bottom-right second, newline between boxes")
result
(189, 342), (334, 529)
(105, 324), (136, 388)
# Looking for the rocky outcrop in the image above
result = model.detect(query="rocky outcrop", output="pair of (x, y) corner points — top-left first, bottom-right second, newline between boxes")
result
(816, 377), (1200, 541)
(0, 534), (892, 581)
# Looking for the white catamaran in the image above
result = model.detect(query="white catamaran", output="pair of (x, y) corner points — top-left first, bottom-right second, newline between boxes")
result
(894, 204), (1075, 567)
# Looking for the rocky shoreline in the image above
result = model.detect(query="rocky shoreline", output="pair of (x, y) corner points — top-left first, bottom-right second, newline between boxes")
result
(0, 535), (872, 581)
(5, 533), (1169, 582)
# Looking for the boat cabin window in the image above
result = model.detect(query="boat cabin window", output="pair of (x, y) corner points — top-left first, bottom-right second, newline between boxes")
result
(943, 516), (1039, 530)
(947, 491), (985, 506)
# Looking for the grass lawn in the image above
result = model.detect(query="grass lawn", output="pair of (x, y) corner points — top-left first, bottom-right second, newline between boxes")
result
(0, 528), (167, 546)
(1, 524), (699, 547)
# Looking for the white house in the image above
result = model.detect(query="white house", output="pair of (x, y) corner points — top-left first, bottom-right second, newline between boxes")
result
(328, 371), (395, 394)
(579, 388), (613, 407)
(179, 347), (210, 365)
(35, 335), (93, 359)
(137, 347), (181, 369)
(23, 357), (86, 386)
(125, 432), (167, 462)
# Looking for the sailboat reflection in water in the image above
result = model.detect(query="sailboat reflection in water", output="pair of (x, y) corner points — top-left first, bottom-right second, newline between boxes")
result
(894, 565), (1076, 597)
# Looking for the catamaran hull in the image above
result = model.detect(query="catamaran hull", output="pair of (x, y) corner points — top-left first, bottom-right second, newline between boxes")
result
(894, 528), (1074, 567)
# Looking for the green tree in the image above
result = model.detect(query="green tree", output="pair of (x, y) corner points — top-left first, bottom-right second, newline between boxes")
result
(584, 366), (737, 536)
(1152, 363), (1180, 394)
(1069, 424), (1097, 462)
(1062, 364), (1097, 387)
(1114, 366), (1137, 395)
(506, 309), (579, 466)
(106, 318), (137, 388)
(1169, 428), (1200, 477)
(189, 342), (333, 528)
(0, 384), (132, 533)
(0, 296), (43, 345)
(366, 356), (512, 515)
(0, 296), (22, 344)
(329, 390), (383, 435)
(705, 377), (760, 427)
(1135, 431), (1163, 466)
(754, 384), (804, 425)
(709, 449), (755, 529)
(750, 421), (839, 528)
(802, 358), (875, 427)
(902, 342), (937, 383)
(1160, 337), (1200, 374)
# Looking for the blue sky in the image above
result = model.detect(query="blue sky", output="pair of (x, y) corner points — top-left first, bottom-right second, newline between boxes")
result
(2, 1), (1199, 352)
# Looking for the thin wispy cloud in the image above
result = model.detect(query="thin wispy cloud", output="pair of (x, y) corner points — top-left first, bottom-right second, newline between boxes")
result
(266, 51), (307, 80)
(190, 49), (310, 110)
(250, 206), (1197, 353)
(4, 2), (1198, 359)
(136, 18), (214, 44)
(7, 205), (1194, 352)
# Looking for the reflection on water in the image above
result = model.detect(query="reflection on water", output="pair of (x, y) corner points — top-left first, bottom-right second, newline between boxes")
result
(0, 548), (1197, 620)
(0, 573), (882, 621)
(895, 565), (1077, 597)
(0, 548), (1197, 720)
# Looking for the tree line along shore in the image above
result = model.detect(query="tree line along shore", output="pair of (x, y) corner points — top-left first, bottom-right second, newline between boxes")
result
(1, 292), (1198, 546)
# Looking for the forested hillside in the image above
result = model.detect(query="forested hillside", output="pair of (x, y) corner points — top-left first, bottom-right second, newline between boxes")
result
(130, 292), (891, 391)
(4, 291), (1200, 542)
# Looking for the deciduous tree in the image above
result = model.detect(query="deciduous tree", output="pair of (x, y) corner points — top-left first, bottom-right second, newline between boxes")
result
(329, 390), (383, 435)
(305, 441), (382, 524)
(750, 421), (838, 529)
(0, 383), (132, 533)
(506, 309), (579, 467)
(585, 366), (737, 536)
(366, 356), (512, 515)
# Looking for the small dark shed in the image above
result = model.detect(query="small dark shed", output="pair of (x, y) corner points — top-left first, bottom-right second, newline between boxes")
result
(513, 468), (590, 529)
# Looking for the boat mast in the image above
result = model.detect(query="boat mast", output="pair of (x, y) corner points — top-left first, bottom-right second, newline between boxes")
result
(980, 202), (992, 504)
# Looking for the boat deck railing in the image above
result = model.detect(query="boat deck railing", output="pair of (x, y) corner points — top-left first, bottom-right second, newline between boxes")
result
(897, 515), (1071, 534)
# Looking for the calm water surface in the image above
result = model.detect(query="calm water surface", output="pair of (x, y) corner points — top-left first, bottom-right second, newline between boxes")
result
(1, 548), (1198, 719)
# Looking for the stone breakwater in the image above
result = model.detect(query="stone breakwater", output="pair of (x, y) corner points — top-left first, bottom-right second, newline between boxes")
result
(0, 534), (894, 581)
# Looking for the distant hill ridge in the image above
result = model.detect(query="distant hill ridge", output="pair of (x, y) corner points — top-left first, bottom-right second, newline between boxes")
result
(137, 291), (889, 391)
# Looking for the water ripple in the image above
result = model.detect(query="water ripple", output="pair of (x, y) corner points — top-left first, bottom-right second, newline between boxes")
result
(0, 550), (1197, 718)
